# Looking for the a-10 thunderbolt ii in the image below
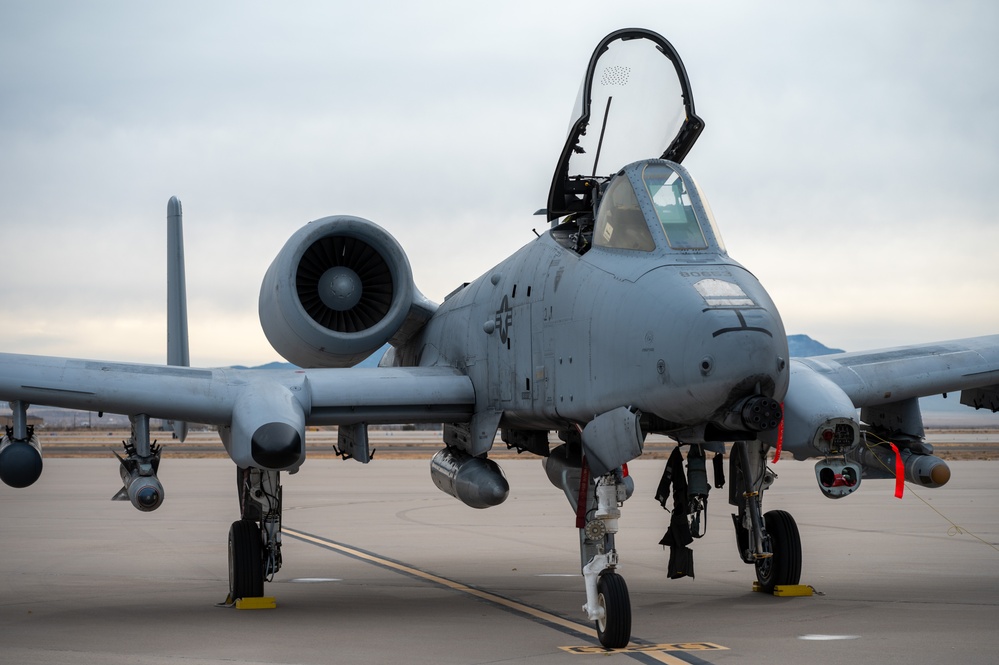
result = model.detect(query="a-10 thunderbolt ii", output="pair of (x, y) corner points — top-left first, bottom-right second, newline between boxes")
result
(1, 28), (998, 649)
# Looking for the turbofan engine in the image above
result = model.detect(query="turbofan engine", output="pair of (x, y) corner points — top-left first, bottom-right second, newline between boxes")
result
(260, 216), (433, 367)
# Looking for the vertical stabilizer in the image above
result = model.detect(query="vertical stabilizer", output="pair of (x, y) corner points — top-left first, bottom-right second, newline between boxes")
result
(167, 196), (189, 442)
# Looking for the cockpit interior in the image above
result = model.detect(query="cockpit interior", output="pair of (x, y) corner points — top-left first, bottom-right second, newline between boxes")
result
(549, 160), (725, 257)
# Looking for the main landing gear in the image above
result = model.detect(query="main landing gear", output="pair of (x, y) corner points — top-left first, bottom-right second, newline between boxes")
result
(545, 441), (634, 649)
(227, 467), (283, 603)
(729, 441), (802, 591)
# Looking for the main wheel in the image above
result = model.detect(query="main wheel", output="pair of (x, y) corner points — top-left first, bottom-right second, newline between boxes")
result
(595, 572), (631, 649)
(229, 519), (264, 601)
(755, 509), (802, 592)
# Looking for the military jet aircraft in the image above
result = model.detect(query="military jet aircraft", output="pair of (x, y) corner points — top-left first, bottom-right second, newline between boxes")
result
(1, 28), (998, 649)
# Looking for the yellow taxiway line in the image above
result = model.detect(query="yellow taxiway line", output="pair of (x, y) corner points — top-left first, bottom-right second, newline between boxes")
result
(283, 527), (726, 664)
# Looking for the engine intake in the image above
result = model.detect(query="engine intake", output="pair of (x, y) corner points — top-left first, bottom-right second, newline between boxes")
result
(297, 235), (393, 333)
(260, 216), (423, 367)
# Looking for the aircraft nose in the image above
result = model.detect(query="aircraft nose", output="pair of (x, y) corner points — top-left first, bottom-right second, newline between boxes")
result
(682, 304), (789, 423)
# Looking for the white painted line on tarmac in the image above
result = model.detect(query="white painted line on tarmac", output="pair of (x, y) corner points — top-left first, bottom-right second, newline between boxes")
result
(283, 526), (727, 665)
(798, 634), (861, 641)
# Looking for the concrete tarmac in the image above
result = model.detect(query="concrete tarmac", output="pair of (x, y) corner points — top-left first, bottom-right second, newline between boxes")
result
(1, 457), (997, 664)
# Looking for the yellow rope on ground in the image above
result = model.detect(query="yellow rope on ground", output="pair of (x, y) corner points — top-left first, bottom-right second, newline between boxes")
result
(862, 432), (999, 553)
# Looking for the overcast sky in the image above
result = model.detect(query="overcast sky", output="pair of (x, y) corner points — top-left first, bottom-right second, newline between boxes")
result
(1, 1), (997, 367)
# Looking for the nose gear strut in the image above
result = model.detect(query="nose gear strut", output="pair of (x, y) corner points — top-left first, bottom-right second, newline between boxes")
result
(545, 435), (635, 649)
(580, 469), (632, 649)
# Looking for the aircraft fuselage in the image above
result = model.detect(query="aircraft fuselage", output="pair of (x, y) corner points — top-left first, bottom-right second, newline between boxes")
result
(403, 160), (789, 444)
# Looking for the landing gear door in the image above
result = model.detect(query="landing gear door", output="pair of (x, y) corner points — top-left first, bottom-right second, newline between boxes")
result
(547, 29), (704, 221)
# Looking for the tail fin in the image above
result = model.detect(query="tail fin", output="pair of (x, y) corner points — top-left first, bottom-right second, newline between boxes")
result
(166, 196), (189, 442)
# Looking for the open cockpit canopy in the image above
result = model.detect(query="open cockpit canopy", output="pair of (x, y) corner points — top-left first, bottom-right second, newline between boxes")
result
(547, 29), (703, 221)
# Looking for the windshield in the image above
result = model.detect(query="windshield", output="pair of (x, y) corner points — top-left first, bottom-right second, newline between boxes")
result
(593, 176), (656, 252)
(642, 163), (707, 250)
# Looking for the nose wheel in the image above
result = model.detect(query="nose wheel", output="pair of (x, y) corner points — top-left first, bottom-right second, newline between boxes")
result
(595, 572), (631, 649)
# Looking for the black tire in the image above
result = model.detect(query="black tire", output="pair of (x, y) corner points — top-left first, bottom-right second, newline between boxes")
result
(229, 519), (264, 601)
(755, 509), (802, 592)
(595, 572), (631, 649)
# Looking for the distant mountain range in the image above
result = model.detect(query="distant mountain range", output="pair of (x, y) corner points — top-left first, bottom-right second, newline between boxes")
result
(229, 348), (386, 371)
(787, 334), (843, 357)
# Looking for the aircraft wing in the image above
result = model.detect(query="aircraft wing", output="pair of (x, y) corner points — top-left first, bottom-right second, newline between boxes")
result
(792, 334), (999, 409)
(0, 352), (474, 469)
(782, 335), (999, 466)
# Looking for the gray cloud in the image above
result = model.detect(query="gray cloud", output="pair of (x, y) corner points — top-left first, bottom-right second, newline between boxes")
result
(1, 1), (997, 364)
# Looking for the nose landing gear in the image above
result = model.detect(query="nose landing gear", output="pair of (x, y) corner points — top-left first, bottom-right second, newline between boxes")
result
(579, 472), (633, 649)
(545, 438), (635, 649)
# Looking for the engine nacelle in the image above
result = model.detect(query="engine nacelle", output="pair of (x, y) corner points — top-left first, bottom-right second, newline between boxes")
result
(0, 434), (43, 488)
(260, 216), (425, 368)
